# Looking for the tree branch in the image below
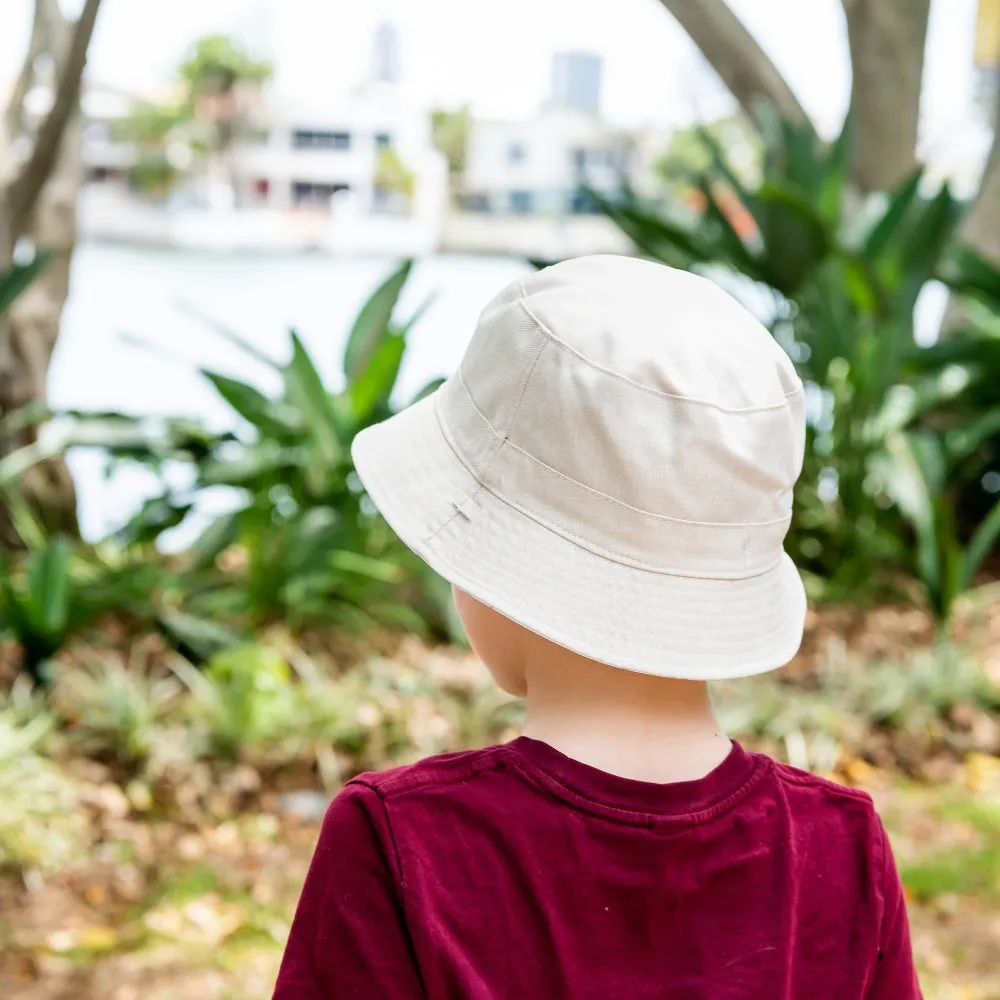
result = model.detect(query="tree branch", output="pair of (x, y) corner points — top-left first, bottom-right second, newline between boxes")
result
(5, 0), (104, 241)
(654, 0), (813, 131)
(3, 0), (49, 152)
(841, 0), (931, 193)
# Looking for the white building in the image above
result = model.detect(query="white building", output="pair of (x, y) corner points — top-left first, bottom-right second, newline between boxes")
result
(461, 52), (666, 220)
(464, 108), (650, 217)
(233, 86), (444, 219)
(76, 22), (449, 255)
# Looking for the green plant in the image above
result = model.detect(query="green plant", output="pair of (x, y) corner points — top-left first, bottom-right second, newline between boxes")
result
(0, 488), (193, 682)
(172, 644), (365, 772)
(0, 251), (52, 317)
(0, 704), (84, 871)
(0, 260), (460, 665)
(112, 259), (452, 636)
(597, 111), (1000, 612)
(173, 645), (298, 761)
(55, 653), (183, 766)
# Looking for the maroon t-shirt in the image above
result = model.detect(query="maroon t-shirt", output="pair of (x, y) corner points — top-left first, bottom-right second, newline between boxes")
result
(274, 737), (921, 999)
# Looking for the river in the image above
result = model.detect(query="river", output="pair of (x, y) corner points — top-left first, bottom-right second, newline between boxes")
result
(52, 243), (529, 542)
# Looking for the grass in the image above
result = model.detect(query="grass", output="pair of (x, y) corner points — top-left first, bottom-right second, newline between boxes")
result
(900, 790), (1000, 902)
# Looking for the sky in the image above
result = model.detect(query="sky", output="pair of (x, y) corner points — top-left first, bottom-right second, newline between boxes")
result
(0, 0), (989, 171)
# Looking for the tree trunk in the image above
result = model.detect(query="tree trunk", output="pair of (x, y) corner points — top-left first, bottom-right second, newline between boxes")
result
(654, 0), (814, 131)
(3, 113), (82, 536)
(0, 0), (102, 540)
(958, 85), (1000, 267)
(842, 0), (932, 193)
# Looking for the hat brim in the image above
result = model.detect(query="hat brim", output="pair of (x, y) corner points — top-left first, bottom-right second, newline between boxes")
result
(352, 392), (807, 681)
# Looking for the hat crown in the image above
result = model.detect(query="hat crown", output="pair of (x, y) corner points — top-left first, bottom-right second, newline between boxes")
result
(435, 255), (805, 579)
(518, 255), (801, 411)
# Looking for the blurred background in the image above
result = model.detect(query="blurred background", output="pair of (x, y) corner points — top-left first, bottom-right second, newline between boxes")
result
(2, 1), (1000, 996)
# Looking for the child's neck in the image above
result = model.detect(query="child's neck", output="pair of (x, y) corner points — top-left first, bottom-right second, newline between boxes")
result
(521, 650), (730, 785)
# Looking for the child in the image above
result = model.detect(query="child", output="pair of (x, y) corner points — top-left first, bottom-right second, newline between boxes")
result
(273, 256), (920, 999)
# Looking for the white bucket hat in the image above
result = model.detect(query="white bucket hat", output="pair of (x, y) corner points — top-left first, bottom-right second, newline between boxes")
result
(352, 255), (807, 680)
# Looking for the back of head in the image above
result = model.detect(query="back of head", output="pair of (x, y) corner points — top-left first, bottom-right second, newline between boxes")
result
(353, 254), (807, 680)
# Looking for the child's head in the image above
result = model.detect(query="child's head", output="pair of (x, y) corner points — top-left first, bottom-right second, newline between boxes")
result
(353, 255), (807, 684)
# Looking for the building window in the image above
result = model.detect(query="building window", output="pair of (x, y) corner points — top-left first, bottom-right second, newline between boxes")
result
(292, 181), (349, 205)
(463, 193), (492, 213)
(507, 142), (527, 165)
(292, 129), (352, 150)
(374, 132), (392, 149)
(568, 187), (600, 215)
(571, 147), (616, 173)
(509, 190), (534, 214)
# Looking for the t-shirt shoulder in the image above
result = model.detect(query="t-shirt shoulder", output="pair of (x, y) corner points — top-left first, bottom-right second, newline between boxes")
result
(768, 757), (876, 807)
(347, 743), (511, 800)
(767, 756), (880, 835)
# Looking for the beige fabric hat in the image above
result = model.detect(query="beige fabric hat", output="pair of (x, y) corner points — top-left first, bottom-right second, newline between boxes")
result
(352, 255), (807, 680)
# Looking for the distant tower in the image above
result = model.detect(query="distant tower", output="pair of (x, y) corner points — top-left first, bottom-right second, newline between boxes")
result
(551, 52), (602, 115)
(371, 22), (401, 84)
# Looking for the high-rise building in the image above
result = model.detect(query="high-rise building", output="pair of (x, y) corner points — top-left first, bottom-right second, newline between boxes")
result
(371, 22), (401, 85)
(551, 52), (602, 115)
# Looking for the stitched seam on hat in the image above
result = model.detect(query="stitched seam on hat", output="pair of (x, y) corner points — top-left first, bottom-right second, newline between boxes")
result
(430, 404), (786, 578)
(419, 395), (488, 546)
(484, 482), (785, 579)
(503, 291), (551, 439)
(453, 367), (792, 530)
(517, 285), (802, 413)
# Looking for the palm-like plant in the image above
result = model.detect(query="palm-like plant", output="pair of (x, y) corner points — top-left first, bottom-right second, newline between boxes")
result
(596, 113), (1000, 614)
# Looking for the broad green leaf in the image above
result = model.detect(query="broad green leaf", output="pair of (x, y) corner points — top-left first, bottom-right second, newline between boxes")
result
(342, 260), (413, 384)
(190, 509), (245, 570)
(115, 496), (193, 547)
(409, 377), (445, 406)
(961, 497), (1000, 591)
(882, 432), (940, 593)
(285, 332), (345, 465)
(696, 126), (751, 204)
(202, 371), (298, 436)
(0, 252), (52, 316)
(939, 244), (1000, 307)
(27, 539), (71, 637)
(198, 441), (298, 486)
(863, 167), (923, 260)
(942, 408), (1000, 468)
(328, 549), (403, 582)
(160, 611), (242, 660)
(400, 292), (436, 336)
(347, 333), (406, 421)
(899, 183), (962, 280)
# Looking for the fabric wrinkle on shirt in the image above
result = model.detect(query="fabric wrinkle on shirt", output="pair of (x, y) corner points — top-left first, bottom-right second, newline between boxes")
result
(273, 737), (922, 999)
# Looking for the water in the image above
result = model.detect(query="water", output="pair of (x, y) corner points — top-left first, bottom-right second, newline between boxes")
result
(52, 243), (530, 542)
(47, 242), (949, 543)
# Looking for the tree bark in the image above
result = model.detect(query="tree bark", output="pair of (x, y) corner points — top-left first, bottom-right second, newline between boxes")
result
(4, 112), (82, 536)
(1, 0), (47, 168)
(654, 0), (814, 130)
(0, 0), (103, 539)
(958, 83), (1000, 267)
(5, 0), (103, 241)
(841, 0), (932, 193)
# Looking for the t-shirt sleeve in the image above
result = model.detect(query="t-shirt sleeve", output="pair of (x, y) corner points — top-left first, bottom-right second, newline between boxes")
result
(865, 817), (922, 999)
(272, 780), (426, 999)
